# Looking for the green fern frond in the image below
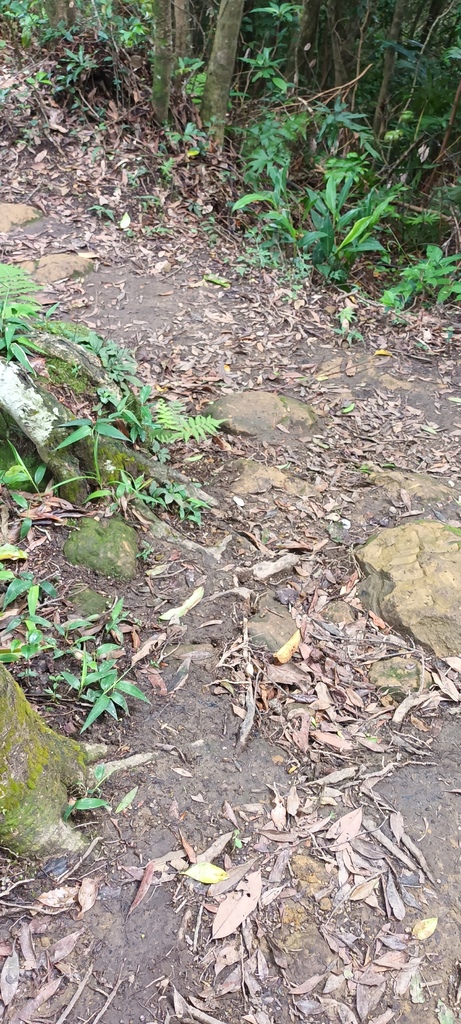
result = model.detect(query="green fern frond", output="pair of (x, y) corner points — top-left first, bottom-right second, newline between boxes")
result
(152, 400), (221, 444)
(0, 263), (41, 301)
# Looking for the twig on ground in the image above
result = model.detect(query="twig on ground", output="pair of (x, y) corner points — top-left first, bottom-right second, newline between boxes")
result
(401, 831), (437, 886)
(238, 617), (256, 750)
(91, 966), (125, 1024)
(55, 962), (93, 1024)
(57, 836), (102, 882)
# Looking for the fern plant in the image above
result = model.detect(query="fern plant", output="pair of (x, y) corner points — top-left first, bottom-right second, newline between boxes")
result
(0, 263), (40, 302)
(152, 398), (221, 443)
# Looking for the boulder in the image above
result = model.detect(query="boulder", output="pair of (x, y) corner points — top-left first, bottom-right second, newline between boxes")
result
(69, 586), (110, 617)
(370, 468), (453, 505)
(357, 521), (461, 656)
(205, 391), (316, 438)
(0, 203), (41, 233)
(64, 518), (138, 580)
(369, 656), (431, 701)
(19, 253), (92, 285)
(229, 458), (314, 497)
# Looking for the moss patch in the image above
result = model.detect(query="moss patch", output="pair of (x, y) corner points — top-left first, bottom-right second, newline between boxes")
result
(45, 357), (93, 396)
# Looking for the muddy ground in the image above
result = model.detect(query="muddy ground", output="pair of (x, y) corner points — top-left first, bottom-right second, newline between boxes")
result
(0, 156), (461, 1024)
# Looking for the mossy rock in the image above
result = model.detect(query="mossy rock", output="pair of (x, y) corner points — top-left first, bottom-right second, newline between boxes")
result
(69, 586), (111, 617)
(369, 656), (431, 701)
(64, 518), (138, 580)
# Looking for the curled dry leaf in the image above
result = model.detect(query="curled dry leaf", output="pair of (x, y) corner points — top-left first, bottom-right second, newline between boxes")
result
(286, 784), (300, 817)
(273, 629), (301, 665)
(326, 808), (363, 850)
(311, 729), (353, 752)
(212, 870), (262, 940)
(76, 877), (98, 919)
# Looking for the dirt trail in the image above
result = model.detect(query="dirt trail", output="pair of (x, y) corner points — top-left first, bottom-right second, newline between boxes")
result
(1, 187), (461, 1024)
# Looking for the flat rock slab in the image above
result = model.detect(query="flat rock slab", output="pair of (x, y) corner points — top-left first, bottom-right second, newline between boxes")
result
(206, 391), (316, 439)
(0, 203), (41, 232)
(370, 468), (454, 504)
(229, 458), (314, 497)
(19, 254), (93, 285)
(357, 520), (461, 656)
(64, 518), (138, 580)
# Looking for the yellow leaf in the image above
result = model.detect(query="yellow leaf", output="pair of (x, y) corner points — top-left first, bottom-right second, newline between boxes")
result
(182, 862), (229, 884)
(159, 586), (204, 622)
(273, 629), (301, 665)
(412, 917), (438, 940)
(374, 349), (393, 357)
(0, 545), (27, 562)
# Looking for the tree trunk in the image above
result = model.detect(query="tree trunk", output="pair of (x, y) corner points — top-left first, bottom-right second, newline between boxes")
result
(152, 0), (173, 121)
(200, 0), (245, 144)
(285, 0), (322, 83)
(0, 664), (88, 857)
(44, 0), (76, 28)
(373, 0), (406, 136)
(327, 0), (350, 87)
(174, 0), (190, 58)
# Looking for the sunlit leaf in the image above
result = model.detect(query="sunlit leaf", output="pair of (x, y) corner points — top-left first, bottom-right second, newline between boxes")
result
(412, 917), (438, 940)
(182, 862), (229, 884)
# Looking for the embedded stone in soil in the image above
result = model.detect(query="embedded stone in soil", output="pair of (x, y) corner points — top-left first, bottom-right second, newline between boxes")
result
(322, 599), (356, 624)
(18, 253), (93, 284)
(370, 467), (454, 505)
(205, 390), (316, 438)
(64, 517), (138, 580)
(0, 202), (42, 232)
(357, 520), (461, 656)
(69, 586), (111, 617)
(368, 655), (431, 701)
(229, 458), (315, 497)
(248, 592), (296, 652)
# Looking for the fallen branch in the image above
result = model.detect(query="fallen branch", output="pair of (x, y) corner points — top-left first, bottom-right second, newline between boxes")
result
(55, 962), (93, 1024)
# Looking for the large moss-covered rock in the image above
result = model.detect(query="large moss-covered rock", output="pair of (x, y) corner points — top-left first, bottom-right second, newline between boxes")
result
(357, 521), (461, 656)
(205, 391), (316, 438)
(0, 664), (87, 856)
(64, 517), (138, 580)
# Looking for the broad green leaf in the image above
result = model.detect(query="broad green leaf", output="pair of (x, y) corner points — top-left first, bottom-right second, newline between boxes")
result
(95, 422), (128, 441)
(232, 192), (274, 211)
(337, 216), (374, 252)
(80, 694), (111, 731)
(116, 680), (151, 703)
(324, 175), (337, 215)
(3, 576), (33, 608)
(115, 786), (138, 813)
(63, 797), (110, 820)
(0, 544), (27, 562)
(3, 465), (30, 487)
(182, 862), (229, 884)
(56, 424), (92, 449)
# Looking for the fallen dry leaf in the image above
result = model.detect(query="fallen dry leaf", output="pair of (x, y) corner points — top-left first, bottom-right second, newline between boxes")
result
(212, 870), (262, 940)
(38, 884), (78, 909)
(1, 948), (19, 1006)
(311, 729), (353, 752)
(49, 929), (83, 963)
(76, 877), (98, 919)
(412, 917), (438, 940)
(273, 629), (301, 664)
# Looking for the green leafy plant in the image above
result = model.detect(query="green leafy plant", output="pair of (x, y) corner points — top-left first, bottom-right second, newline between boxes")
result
(0, 297), (45, 372)
(55, 411), (129, 485)
(57, 645), (150, 732)
(382, 245), (461, 308)
(0, 578), (58, 663)
(148, 481), (208, 524)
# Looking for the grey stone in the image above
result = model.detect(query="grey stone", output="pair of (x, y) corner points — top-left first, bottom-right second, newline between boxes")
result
(248, 593), (297, 652)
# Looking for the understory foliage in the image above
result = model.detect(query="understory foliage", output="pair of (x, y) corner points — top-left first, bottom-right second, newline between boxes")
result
(1, 2), (461, 293)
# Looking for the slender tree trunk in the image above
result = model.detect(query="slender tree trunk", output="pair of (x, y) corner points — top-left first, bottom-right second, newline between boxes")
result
(327, 0), (349, 86)
(200, 0), (245, 144)
(285, 0), (322, 83)
(44, 0), (76, 28)
(152, 0), (173, 121)
(0, 664), (88, 857)
(373, 0), (406, 136)
(174, 0), (190, 57)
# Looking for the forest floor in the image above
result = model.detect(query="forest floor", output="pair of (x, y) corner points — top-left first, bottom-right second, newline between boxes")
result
(1, 138), (461, 1024)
